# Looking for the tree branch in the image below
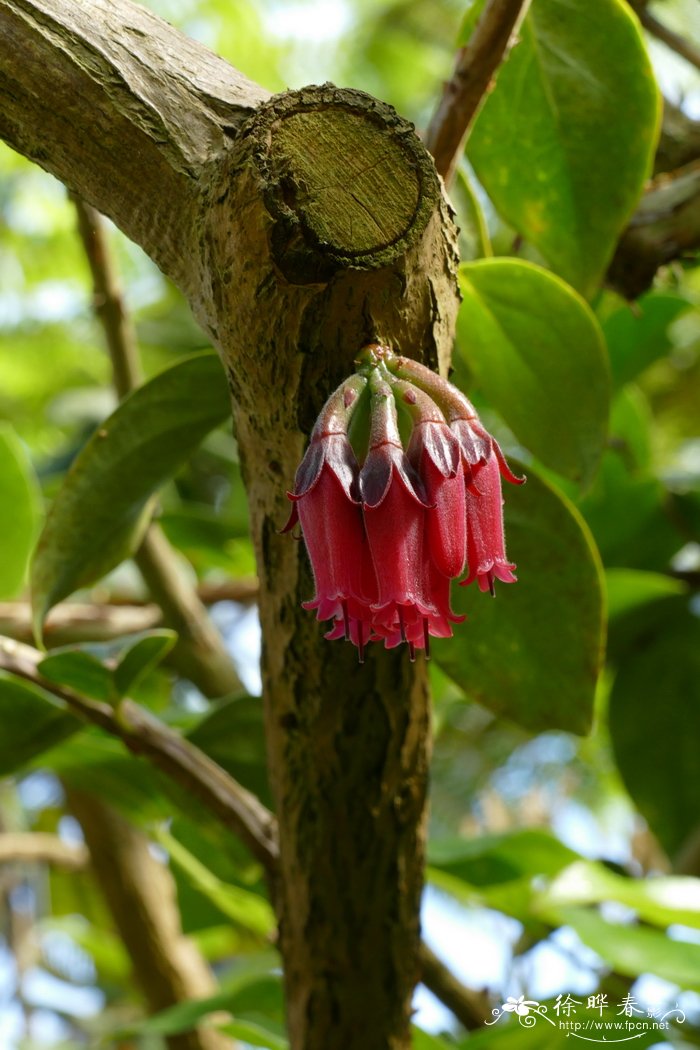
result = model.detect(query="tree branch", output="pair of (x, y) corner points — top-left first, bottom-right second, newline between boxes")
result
(72, 196), (244, 699)
(64, 788), (232, 1050)
(0, 636), (279, 874)
(418, 942), (491, 1030)
(636, 5), (700, 72)
(607, 160), (700, 298)
(0, 0), (268, 304)
(424, 0), (531, 184)
(0, 832), (88, 869)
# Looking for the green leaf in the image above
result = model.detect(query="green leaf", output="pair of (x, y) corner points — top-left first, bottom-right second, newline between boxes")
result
(38, 649), (116, 702)
(216, 1020), (288, 1050)
(31, 352), (231, 638)
(0, 423), (41, 599)
(428, 829), (578, 886)
(465, 0), (661, 296)
(546, 906), (700, 990)
(186, 694), (271, 806)
(433, 466), (605, 734)
(602, 292), (688, 389)
(114, 629), (177, 697)
(453, 167), (492, 262)
(156, 827), (276, 937)
(605, 569), (687, 622)
(536, 861), (700, 931)
(458, 260), (609, 485)
(609, 604), (700, 860)
(0, 673), (79, 775)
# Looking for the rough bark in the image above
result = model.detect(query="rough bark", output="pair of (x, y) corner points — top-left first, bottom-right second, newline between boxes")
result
(0, 6), (461, 1048)
(65, 790), (230, 1050)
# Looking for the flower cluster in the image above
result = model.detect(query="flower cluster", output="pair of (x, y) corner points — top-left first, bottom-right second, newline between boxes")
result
(283, 344), (523, 660)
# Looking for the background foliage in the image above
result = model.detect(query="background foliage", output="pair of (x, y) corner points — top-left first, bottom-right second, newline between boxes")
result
(1, 0), (699, 1047)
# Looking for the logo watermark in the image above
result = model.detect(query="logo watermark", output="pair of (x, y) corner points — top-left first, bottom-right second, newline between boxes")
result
(485, 993), (687, 1043)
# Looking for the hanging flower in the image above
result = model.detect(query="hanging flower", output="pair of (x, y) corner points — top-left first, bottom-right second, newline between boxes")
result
(284, 344), (523, 659)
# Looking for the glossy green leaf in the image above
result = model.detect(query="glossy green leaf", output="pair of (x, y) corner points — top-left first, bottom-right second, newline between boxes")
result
(31, 352), (231, 638)
(38, 649), (116, 702)
(157, 827), (276, 937)
(114, 629), (177, 697)
(0, 423), (41, 599)
(537, 861), (700, 930)
(546, 906), (700, 990)
(453, 167), (492, 262)
(433, 467), (605, 734)
(0, 673), (79, 775)
(609, 603), (700, 860)
(465, 0), (660, 296)
(458, 260), (609, 484)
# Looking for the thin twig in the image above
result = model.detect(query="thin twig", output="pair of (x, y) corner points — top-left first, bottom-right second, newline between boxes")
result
(72, 197), (243, 698)
(0, 636), (279, 873)
(424, 0), (532, 184)
(637, 6), (700, 72)
(419, 942), (492, 1030)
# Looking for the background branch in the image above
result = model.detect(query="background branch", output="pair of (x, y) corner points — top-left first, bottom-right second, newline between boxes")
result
(0, 832), (88, 869)
(635, 4), (700, 72)
(424, 0), (531, 183)
(0, 636), (279, 874)
(64, 788), (232, 1050)
(418, 943), (491, 1030)
(73, 197), (244, 699)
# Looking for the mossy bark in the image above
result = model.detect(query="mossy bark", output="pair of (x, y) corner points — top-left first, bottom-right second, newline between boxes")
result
(0, 9), (460, 1047)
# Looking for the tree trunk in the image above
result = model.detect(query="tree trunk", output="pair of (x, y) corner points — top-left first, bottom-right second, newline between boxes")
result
(0, 7), (460, 1047)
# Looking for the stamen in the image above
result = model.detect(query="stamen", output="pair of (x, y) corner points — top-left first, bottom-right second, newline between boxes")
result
(488, 573), (496, 597)
(423, 617), (430, 659)
(342, 599), (350, 640)
(408, 640), (416, 663)
(358, 620), (365, 664)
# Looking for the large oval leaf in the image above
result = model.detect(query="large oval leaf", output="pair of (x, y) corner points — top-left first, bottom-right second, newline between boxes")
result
(0, 673), (79, 775)
(465, 0), (660, 296)
(0, 423), (41, 599)
(31, 353), (231, 637)
(458, 259), (609, 485)
(433, 467), (605, 734)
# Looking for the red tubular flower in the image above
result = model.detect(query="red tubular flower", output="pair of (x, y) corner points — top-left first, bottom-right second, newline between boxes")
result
(385, 352), (524, 594)
(284, 343), (523, 658)
(283, 375), (377, 659)
(463, 450), (518, 594)
(360, 371), (462, 658)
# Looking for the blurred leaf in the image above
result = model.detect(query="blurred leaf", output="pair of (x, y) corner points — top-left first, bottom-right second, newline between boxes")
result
(428, 829), (578, 886)
(31, 352), (231, 637)
(605, 569), (687, 622)
(539, 861), (700, 929)
(0, 673), (79, 774)
(458, 260), (609, 485)
(433, 467), (605, 734)
(548, 906), (700, 990)
(186, 694), (271, 806)
(411, 1029), (456, 1050)
(609, 602), (700, 860)
(114, 629), (176, 696)
(453, 167), (492, 262)
(602, 292), (689, 389)
(465, 0), (660, 296)
(38, 649), (116, 702)
(216, 1020), (287, 1050)
(578, 452), (683, 570)
(157, 827), (275, 937)
(0, 423), (41, 598)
